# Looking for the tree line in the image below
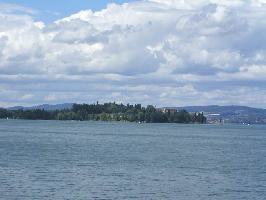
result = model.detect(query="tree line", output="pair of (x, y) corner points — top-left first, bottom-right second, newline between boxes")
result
(0, 102), (206, 123)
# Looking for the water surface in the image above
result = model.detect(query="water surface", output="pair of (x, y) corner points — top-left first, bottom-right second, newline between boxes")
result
(0, 120), (266, 199)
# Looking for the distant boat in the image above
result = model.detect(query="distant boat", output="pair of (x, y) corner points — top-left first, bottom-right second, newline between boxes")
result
(242, 122), (251, 126)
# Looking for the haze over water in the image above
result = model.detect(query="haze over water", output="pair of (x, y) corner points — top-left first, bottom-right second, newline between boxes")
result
(0, 120), (266, 199)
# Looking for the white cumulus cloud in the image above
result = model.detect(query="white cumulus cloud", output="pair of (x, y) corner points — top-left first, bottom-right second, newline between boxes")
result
(0, 0), (266, 107)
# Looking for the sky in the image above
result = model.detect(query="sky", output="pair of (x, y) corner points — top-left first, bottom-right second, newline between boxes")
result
(1, 0), (266, 108)
(0, 0), (137, 22)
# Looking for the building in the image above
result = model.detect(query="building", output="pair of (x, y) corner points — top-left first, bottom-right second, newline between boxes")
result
(158, 107), (178, 114)
(205, 113), (224, 124)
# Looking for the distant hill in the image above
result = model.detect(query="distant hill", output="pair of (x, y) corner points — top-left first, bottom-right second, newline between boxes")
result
(179, 105), (266, 124)
(8, 103), (73, 111)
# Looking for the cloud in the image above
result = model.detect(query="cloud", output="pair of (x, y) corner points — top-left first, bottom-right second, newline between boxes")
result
(0, 3), (36, 15)
(0, 1), (266, 107)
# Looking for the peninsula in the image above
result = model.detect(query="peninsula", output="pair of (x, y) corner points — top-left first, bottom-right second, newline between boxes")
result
(0, 102), (206, 124)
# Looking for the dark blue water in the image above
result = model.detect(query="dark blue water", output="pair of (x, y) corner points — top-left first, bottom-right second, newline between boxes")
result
(0, 120), (266, 200)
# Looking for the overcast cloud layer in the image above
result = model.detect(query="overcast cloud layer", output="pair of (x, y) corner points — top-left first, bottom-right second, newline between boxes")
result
(1, 0), (266, 108)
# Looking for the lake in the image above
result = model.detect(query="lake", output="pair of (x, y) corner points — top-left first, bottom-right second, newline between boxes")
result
(0, 120), (266, 199)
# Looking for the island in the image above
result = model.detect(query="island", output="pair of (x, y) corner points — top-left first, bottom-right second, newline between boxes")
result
(0, 102), (206, 124)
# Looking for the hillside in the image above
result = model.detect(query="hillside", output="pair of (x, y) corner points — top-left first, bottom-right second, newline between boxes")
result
(8, 103), (73, 111)
(180, 105), (266, 124)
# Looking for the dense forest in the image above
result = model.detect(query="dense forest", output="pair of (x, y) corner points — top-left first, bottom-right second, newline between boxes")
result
(0, 102), (206, 123)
